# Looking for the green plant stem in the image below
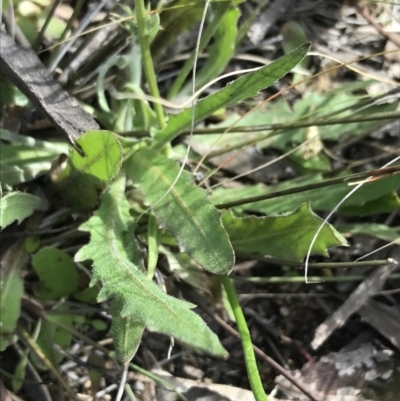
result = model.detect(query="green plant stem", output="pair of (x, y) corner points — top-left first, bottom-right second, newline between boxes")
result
(45, 314), (111, 356)
(134, 0), (165, 130)
(191, 111), (399, 135)
(120, 111), (400, 139)
(198, 113), (399, 161)
(216, 166), (400, 209)
(167, 1), (230, 99)
(17, 325), (79, 401)
(147, 212), (159, 279)
(236, 0), (270, 45)
(221, 275), (267, 401)
(46, 0), (85, 67)
(238, 254), (390, 269)
(33, 0), (62, 51)
(240, 273), (400, 284)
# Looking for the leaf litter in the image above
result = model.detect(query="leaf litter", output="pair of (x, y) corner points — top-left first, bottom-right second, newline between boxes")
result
(1, 1), (400, 401)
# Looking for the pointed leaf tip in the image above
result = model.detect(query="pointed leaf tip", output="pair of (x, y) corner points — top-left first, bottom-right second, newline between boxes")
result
(224, 203), (347, 261)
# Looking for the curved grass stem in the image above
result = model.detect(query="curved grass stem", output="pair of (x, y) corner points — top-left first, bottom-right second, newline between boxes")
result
(134, 0), (165, 129)
(221, 274), (268, 401)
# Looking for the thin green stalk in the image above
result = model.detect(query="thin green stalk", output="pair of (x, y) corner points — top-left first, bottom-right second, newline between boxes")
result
(33, 0), (62, 51)
(17, 326), (79, 401)
(120, 111), (400, 139)
(167, 0), (231, 99)
(190, 111), (399, 135)
(221, 275), (267, 401)
(236, 0), (270, 46)
(216, 166), (400, 209)
(240, 273), (400, 284)
(45, 314), (111, 356)
(237, 254), (390, 269)
(124, 383), (138, 401)
(46, 0), (86, 67)
(134, 0), (165, 130)
(147, 212), (159, 279)
(200, 113), (398, 160)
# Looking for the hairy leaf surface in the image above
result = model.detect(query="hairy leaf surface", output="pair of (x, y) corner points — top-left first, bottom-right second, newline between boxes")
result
(126, 147), (234, 275)
(75, 176), (227, 356)
(110, 299), (145, 364)
(223, 203), (347, 261)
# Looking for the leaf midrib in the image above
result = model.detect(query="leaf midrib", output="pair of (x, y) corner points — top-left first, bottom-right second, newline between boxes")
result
(104, 191), (199, 337)
(138, 153), (226, 267)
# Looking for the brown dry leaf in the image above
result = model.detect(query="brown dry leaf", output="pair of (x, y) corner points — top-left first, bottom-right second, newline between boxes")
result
(275, 343), (393, 401)
(153, 369), (256, 401)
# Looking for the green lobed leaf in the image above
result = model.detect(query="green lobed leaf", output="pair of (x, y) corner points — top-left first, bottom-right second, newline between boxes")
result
(0, 192), (41, 229)
(153, 43), (311, 149)
(75, 175), (227, 357)
(52, 130), (122, 210)
(125, 147), (235, 274)
(32, 247), (80, 300)
(223, 203), (347, 261)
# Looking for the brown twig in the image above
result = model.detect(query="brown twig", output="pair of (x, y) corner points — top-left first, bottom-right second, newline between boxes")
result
(356, 3), (400, 48)
(216, 166), (400, 209)
(0, 31), (99, 155)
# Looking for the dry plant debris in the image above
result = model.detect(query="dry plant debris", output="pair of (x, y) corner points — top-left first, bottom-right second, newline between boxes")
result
(1, 1), (400, 401)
